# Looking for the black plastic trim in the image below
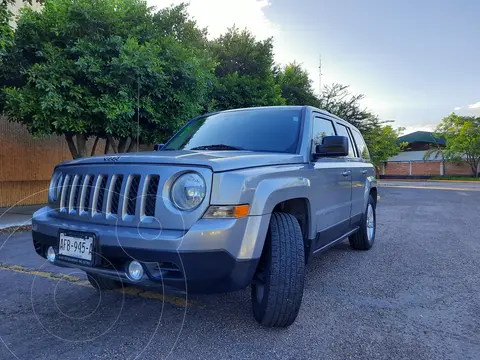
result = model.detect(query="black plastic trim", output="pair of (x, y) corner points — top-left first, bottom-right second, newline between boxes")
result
(32, 231), (259, 294)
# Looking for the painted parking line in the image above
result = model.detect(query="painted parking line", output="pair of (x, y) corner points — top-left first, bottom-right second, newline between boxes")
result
(0, 262), (193, 308)
(380, 184), (480, 191)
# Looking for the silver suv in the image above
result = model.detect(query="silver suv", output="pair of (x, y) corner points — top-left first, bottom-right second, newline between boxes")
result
(32, 106), (378, 327)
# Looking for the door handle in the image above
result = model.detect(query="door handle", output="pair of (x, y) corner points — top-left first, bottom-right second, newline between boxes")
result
(361, 170), (368, 175)
(342, 170), (351, 177)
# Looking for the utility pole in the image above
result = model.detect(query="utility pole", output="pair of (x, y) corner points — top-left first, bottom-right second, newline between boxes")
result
(318, 54), (323, 97)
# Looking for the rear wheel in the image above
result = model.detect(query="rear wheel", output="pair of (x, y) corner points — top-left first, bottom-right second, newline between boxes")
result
(349, 195), (376, 250)
(87, 273), (122, 291)
(251, 212), (305, 327)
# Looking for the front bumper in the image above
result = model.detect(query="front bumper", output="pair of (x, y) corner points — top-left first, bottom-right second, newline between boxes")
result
(32, 207), (270, 294)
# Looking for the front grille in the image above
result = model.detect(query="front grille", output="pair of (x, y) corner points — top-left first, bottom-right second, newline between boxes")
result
(83, 175), (94, 212)
(109, 175), (124, 215)
(96, 175), (108, 213)
(144, 175), (159, 216)
(126, 175), (140, 216)
(56, 170), (162, 221)
(72, 175), (84, 211)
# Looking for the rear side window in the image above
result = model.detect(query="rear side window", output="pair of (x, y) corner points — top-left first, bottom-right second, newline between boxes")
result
(352, 129), (370, 160)
(335, 123), (356, 158)
(312, 117), (336, 146)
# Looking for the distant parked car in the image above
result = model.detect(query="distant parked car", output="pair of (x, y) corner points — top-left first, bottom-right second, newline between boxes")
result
(32, 106), (378, 327)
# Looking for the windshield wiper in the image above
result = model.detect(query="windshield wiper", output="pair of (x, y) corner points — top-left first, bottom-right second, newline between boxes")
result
(190, 144), (244, 151)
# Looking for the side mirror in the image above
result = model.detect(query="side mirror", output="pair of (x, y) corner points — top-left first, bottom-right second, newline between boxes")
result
(153, 143), (164, 151)
(313, 136), (348, 158)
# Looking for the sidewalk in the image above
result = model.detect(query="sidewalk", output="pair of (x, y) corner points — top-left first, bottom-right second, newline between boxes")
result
(0, 205), (45, 230)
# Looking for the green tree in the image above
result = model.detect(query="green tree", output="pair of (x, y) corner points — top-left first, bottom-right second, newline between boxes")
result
(1, 0), (214, 158)
(319, 83), (372, 132)
(275, 62), (319, 106)
(209, 27), (284, 110)
(317, 83), (403, 167)
(362, 121), (405, 169)
(435, 113), (480, 177)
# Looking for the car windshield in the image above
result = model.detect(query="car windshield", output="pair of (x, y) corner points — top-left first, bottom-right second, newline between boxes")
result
(163, 108), (303, 153)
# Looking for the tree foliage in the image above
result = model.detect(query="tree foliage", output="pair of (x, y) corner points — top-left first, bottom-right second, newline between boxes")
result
(1, 0), (214, 158)
(363, 122), (405, 169)
(435, 113), (480, 177)
(209, 27), (284, 111)
(1, 0), (403, 163)
(275, 62), (319, 106)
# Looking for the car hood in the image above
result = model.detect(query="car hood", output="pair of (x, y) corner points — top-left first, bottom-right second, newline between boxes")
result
(59, 150), (305, 172)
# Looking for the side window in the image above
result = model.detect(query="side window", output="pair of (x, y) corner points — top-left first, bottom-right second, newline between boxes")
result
(352, 129), (370, 160)
(335, 123), (356, 158)
(312, 117), (336, 147)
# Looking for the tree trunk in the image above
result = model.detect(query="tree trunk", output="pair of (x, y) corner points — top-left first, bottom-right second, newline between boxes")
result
(90, 136), (99, 156)
(104, 138), (110, 154)
(65, 133), (80, 159)
(107, 135), (119, 153)
(117, 137), (128, 153)
(76, 134), (87, 158)
(126, 138), (136, 152)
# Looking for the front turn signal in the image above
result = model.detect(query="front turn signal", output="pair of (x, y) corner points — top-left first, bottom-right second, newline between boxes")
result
(203, 205), (250, 219)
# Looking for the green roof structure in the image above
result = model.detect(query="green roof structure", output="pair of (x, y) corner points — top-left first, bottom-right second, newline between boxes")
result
(397, 131), (446, 146)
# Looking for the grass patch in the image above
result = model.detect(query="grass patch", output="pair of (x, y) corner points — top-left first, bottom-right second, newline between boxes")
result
(429, 176), (480, 181)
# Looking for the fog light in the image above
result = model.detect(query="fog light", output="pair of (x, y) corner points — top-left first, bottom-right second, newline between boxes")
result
(128, 261), (144, 281)
(47, 246), (56, 263)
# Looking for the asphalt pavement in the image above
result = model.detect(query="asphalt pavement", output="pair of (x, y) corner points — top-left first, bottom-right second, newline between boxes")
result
(0, 186), (479, 360)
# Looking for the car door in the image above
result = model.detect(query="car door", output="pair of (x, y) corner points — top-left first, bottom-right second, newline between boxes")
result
(333, 122), (359, 228)
(349, 128), (374, 225)
(311, 116), (352, 250)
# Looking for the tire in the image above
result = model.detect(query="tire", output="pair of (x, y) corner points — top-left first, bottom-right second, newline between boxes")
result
(251, 212), (305, 327)
(349, 195), (376, 250)
(87, 272), (122, 291)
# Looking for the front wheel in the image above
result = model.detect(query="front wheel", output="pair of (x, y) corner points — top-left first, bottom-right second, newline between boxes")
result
(251, 212), (305, 328)
(349, 195), (376, 250)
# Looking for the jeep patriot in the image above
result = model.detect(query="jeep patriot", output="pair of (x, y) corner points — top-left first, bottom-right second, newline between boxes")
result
(32, 106), (378, 327)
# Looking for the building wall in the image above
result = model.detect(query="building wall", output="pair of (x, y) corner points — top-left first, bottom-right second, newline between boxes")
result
(411, 161), (442, 176)
(382, 160), (475, 177)
(444, 161), (473, 176)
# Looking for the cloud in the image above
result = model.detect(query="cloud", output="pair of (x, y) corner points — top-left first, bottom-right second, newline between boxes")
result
(468, 102), (480, 109)
(453, 106), (462, 111)
(149, 0), (279, 40)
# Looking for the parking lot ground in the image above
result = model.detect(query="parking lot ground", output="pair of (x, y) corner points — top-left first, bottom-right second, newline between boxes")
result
(1, 187), (479, 360)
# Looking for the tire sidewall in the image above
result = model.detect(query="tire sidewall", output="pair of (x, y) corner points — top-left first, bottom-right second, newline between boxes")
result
(365, 196), (376, 245)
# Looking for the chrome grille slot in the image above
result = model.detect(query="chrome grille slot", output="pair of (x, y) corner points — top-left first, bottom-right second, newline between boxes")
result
(72, 175), (84, 211)
(82, 175), (94, 212)
(95, 175), (108, 214)
(125, 175), (140, 216)
(107, 175), (124, 215)
(60, 175), (71, 211)
(143, 175), (159, 217)
(68, 175), (80, 212)
(53, 173), (63, 201)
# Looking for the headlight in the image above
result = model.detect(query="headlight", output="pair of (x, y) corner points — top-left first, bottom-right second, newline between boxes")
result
(170, 172), (206, 211)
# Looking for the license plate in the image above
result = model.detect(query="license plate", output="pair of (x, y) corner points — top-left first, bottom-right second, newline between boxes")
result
(59, 232), (94, 261)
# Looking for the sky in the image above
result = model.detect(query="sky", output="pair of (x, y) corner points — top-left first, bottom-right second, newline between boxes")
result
(151, 0), (480, 135)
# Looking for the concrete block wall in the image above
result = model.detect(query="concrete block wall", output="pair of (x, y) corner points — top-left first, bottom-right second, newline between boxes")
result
(382, 160), (475, 177)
